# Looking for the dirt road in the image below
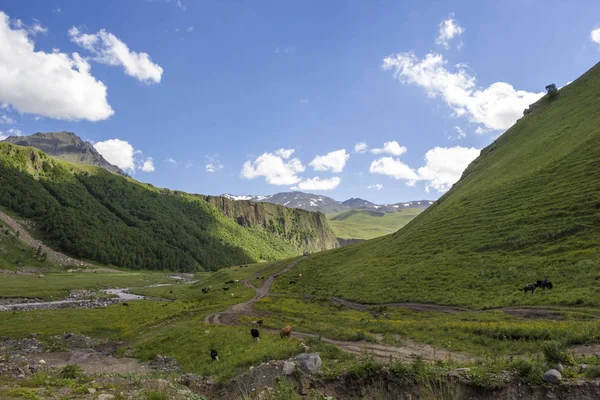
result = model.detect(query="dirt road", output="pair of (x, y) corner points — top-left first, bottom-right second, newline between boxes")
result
(202, 257), (471, 362)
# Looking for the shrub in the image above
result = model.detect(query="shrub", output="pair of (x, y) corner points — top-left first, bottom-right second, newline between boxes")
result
(541, 340), (573, 365)
(59, 364), (82, 379)
(585, 365), (600, 379)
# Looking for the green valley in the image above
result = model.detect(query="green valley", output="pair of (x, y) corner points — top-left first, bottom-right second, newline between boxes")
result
(327, 208), (423, 240)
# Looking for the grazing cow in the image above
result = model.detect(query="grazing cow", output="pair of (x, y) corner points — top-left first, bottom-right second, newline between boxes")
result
(210, 349), (219, 361)
(256, 319), (263, 325)
(522, 283), (537, 294)
(251, 328), (260, 341)
(225, 280), (235, 284)
(289, 281), (296, 285)
(169, 290), (173, 294)
(537, 279), (553, 290)
(223, 287), (229, 291)
(280, 325), (292, 338)
(201, 287), (210, 294)
(122, 302), (129, 307)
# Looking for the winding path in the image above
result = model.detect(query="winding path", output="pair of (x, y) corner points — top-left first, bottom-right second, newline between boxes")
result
(202, 257), (470, 362)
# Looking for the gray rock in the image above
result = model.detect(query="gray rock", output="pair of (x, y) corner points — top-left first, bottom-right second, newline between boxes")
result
(282, 361), (296, 375)
(542, 369), (562, 384)
(295, 353), (322, 374)
(580, 364), (588, 372)
(97, 395), (115, 400)
(87, 388), (96, 394)
(556, 363), (564, 372)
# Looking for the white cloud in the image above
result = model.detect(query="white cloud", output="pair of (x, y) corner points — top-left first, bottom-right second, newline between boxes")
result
(309, 149), (349, 173)
(0, 131), (6, 140)
(274, 148), (295, 159)
(382, 52), (544, 131)
(165, 157), (177, 164)
(141, 157), (155, 172)
(475, 126), (491, 134)
(0, 12), (113, 121)
(299, 99), (309, 104)
(94, 139), (137, 171)
(417, 146), (479, 192)
(435, 15), (464, 49)
(354, 142), (368, 153)
(69, 27), (163, 84)
(370, 156), (419, 180)
(453, 126), (466, 139)
(368, 184), (383, 191)
(7, 128), (22, 136)
(371, 141), (407, 156)
(53, 8), (61, 14)
(592, 28), (600, 45)
(187, 26), (194, 32)
(185, 161), (193, 168)
(206, 163), (223, 172)
(292, 177), (341, 191)
(0, 114), (14, 124)
(241, 149), (305, 185)
(369, 145), (480, 192)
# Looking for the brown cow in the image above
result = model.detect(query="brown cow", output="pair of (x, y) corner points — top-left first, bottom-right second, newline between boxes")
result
(280, 325), (292, 338)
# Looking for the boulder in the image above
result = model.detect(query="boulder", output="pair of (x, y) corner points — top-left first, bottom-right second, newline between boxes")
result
(542, 369), (562, 384)
(295, 353), (322, 375)
(282, 361), (296, 375)
(556, 363), (564, 372)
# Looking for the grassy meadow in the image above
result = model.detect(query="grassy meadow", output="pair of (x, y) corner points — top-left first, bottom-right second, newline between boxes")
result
(327, 208), (423, 240)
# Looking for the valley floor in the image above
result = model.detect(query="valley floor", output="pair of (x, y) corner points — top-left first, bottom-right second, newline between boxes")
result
(2, 257), (600, 399)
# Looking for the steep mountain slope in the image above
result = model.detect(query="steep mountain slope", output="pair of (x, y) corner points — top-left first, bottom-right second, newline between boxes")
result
(327, 208), (423, 240)
(223, 192), (433, 213)
(0, 143), (338, 271)
(274, 63), (600, 308)
(2, 132), (127, 176)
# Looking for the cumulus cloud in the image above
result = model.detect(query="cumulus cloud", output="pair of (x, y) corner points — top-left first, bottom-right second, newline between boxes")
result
(370, 157), (419, 180)
(94, 138), (155, 173)
(368, 184), (383, 191)
(292, 177), (341, 191)
(354, 142), (368, 153)
(241, 149), (305, 185)
(592, 28), (600, 45)
(370, 146), (480, 192)
(417, 146), (480, 192)
(452, 126), (466, 140)
(0, 131), (6, 140)
(309, 149), (349, 173)
(165, 157), (177, 164)
(435, 15), (464, 49)
(0, 12), (113, 121)
(371, 141), (407, 156)
(140, 157), (155, 172)
(7, 128), (22, 136)
(382, 52), (544, 131)
(69, 27), (163, 84)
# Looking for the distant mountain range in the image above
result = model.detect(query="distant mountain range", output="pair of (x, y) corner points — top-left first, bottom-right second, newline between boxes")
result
(2, 131), (127, 176)
(222, 192), (434, 214)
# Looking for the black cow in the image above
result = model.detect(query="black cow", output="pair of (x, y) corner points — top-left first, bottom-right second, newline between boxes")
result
(225, 280), (235, 284)
(537, 279), (553, 290)
(122, 302), (129, 307)
(223, 287), (229, 291)
(210, 349), (219, 360)
(522, 283), (537, 294)
(256, 319), (263, 325)
(251, 328), (260, 341)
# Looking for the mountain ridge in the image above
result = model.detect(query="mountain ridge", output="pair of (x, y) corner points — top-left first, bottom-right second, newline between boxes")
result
(2, 131), (128, 177)
(222, 191), (433, 213)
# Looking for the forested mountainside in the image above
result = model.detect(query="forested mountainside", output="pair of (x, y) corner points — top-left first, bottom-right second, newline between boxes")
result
(0, 143), (338, 272)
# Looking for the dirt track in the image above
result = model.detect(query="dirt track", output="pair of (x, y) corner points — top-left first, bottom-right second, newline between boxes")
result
(202, 257), (471, 362)
(0, 210), (93, 267)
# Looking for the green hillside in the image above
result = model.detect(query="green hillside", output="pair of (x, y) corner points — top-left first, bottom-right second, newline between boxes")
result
(0, 143), (338, 272)
(327, 208), (423, 240)
(274, 63), (600, 308)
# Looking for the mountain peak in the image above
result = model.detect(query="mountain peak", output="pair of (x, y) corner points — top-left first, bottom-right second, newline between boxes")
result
(2, 131), (127, 176)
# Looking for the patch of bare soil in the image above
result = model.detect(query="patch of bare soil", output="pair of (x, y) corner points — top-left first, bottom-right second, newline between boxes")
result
(24, 350), (150, 375)
(0, 210), (93, 267)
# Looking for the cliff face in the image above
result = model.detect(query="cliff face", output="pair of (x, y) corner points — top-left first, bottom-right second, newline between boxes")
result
(199, 195), (340, 252)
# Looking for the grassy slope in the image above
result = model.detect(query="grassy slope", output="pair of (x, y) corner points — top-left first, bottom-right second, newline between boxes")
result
(327, 208), (423, 240)
(0, 218), (56, 272)
(274, 63), (600, 308)
(0, 145), (334, 271)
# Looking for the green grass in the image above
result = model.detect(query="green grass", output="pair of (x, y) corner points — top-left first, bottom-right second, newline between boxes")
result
(327, 208), (423, 240)
(0, 270), (172, 300)
(274, 63), (600, 308)
(255, 296), (600, 357)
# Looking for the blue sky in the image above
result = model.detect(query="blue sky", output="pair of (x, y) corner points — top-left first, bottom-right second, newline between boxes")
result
(1, 0), (599, 203)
